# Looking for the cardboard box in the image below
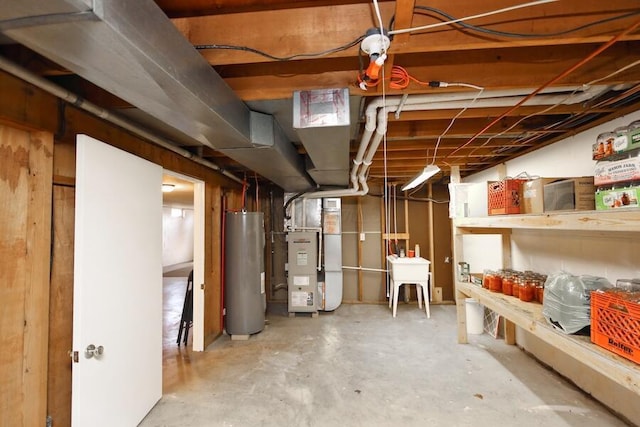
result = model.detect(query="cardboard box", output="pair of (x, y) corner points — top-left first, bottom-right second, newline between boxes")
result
(625, 125), (640, 153)
(543, 177), (595, 212)
(595, 184), (640, 210)
(521, 178), (561, 214)
(594, 151), (640, 186)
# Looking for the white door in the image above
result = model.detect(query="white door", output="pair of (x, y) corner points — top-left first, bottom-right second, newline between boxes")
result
(72, 135), (163, 426)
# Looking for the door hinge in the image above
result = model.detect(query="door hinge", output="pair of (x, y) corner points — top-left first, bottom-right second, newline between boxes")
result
(46, 415), (53, 427)
(200, 283), (205, 290)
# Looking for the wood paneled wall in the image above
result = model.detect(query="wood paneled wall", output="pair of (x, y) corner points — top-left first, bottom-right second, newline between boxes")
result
(0, 125), (53, 427)
(0, 68), (242, 426)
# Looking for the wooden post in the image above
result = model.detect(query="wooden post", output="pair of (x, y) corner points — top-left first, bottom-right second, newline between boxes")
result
(357, 197), (363, 301)
(380, 188), (387, 298)
(0, 127), (53, 427)
(427, 183), (435, 296)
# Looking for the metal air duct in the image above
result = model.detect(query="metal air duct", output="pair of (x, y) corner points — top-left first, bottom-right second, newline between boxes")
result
(0, 0), (312, 190)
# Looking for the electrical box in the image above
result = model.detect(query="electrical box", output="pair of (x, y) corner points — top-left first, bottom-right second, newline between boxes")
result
(287, 232), (318, 314)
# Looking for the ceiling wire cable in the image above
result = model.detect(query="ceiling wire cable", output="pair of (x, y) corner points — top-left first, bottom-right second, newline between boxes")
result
(194, 35), (364, 61)
(431, 86), (485, 165)
(445, 17), (640, 160)
(468, 59), (640, 157)
(469, 58), (640, 156)
(372, 0), (386, 36)
(391, 7), (640, 39)
(389, 66), (485, 91)
(389, 0), (557, 36)
(254, 173), (259, 211)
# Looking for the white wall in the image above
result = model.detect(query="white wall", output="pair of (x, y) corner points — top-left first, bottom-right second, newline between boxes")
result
(458, 109), (640, 424)
(461, 109), (640, 281)
(465, 110), (640, 183)
(162, 207), (194, 267)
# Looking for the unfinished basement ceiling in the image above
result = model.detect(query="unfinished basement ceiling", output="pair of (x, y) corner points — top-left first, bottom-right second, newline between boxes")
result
(2, 0), (640, 189)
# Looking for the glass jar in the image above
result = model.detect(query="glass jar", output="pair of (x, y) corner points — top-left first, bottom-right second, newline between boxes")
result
(489, 273), (503, 293)
(502, 274), (514, 296)
(519, 277), (536, 302)
(512, 275), (521, 299)
(536, 281), (545, 304)
(483, 270), (493, 290)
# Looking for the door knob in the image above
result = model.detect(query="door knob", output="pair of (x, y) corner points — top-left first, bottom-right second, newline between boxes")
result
(85, 344), (104, 359)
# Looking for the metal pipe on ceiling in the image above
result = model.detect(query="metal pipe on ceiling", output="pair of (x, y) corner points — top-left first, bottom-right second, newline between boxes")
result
(0, 55), (243, 185)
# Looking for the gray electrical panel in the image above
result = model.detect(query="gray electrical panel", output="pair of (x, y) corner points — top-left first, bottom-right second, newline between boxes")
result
(287, 231), (318, 314)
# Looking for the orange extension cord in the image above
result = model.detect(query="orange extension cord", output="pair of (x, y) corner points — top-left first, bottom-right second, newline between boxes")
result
(359, 65), (432, 90)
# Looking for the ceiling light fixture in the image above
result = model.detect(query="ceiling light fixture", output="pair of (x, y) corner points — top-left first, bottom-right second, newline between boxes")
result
(401, 165), (441, 191)
(358, 28), (391, 90)
(162, 183), (176, 193)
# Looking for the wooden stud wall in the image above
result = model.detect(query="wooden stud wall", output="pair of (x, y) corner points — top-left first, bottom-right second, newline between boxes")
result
(0, 125), (53, 427)
(0, 68), (242, 426)
(47, 184), (75, 427)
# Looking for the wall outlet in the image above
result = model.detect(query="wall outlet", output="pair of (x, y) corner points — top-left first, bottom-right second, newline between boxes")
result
(359, 232), (366, 241)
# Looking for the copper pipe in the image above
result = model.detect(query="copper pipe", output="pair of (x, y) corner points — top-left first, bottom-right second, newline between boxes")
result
(446, 18), (640, 160)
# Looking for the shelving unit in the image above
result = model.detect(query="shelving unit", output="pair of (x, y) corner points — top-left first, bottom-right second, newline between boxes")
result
(453, 209), (640, 395)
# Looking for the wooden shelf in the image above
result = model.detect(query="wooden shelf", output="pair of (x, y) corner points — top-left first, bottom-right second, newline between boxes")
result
(454, 209), (640, 233)
(457, 281), (640, 395)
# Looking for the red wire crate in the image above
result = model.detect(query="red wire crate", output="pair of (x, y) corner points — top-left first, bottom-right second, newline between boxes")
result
(487, 179), (526, 215)
(591, 291), (640, 364)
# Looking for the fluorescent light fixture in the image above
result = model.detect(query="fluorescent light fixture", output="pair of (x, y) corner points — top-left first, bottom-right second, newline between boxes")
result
(401, 165), (441, 191)
(162, 184), (175, 193)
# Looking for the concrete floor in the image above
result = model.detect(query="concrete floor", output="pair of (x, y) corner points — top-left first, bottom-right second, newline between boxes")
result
(141, 278), (628, 427)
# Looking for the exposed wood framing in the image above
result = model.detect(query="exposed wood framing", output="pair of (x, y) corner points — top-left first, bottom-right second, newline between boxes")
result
(0, 125), (53, 427)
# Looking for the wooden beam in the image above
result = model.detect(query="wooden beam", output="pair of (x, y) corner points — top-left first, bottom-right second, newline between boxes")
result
(158, 0), (380, 18)
(384, 116), (587, 139)
(220, 41), (640, 99)
(175, 1), (640, 66)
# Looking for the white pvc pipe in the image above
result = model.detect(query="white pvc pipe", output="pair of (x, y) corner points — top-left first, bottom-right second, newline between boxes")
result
(303, 84), (609, 199)
(342, 266), (388, 273)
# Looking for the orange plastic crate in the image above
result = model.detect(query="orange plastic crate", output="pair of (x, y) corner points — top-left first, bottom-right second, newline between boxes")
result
(591, 291), (640, 364)
(487, 179), (525, 215)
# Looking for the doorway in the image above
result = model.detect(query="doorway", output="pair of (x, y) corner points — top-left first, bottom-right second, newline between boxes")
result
(161, 171), (205, 358)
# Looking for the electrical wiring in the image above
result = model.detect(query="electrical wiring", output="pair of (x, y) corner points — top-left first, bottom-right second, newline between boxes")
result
(445, 17), (640, 160)
(431, 86), (485, 165)
(368, 191), (450, 203)
(388, 66), (485, 91)
(390, 6), (640, 39)
(194, 35), (364, 61)
(372, 0), (386, 39)
(389, 0), (557, 36)
(467, 54), (640, 157)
